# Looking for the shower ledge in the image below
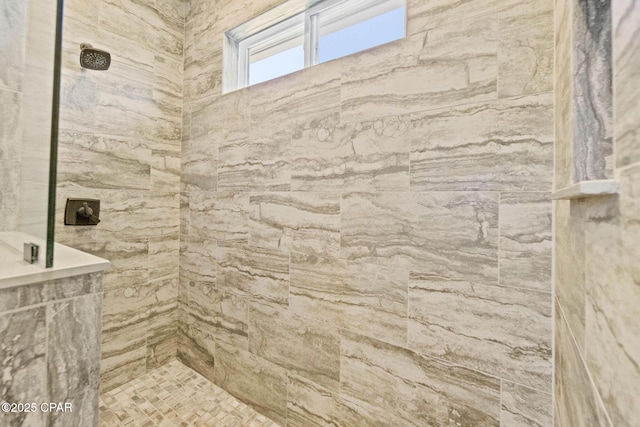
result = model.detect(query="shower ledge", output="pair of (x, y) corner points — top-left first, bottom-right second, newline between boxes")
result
(0, 231), (109, 289)
(552, 179), (620, 200)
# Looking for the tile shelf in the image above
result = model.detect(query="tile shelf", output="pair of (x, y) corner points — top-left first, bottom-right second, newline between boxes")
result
(552, 179), (620, 200)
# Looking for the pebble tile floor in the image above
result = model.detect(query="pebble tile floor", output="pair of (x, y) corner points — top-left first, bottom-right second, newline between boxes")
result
(99, 360), (281, 427)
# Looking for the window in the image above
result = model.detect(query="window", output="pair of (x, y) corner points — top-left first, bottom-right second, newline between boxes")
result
(224, 0), (406, 92)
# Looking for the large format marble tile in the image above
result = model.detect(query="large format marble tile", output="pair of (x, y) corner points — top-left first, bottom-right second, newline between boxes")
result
(555, 301), (613, 427)
(189, 281), (249, 350)
(0, 90), (21, 231)
(407, 0), (504, 36)
(340, 332), (501, 426)
(501, 380), (553, 427)
(554, 0), (574, 190)
(498, 1), (553, 97)
(57, 131), (151, 191)
(499, 192), (552, 292)
(47, 294), (102, 427)
(555, 201), (586, 350)
(341, 15), (497, 124)
(249, 192), (340, 256)
(0, 0), (26, 91)
(572, 0), (613, 181)
(179, 236), (217, 285)
(341, 192), (499, 281)
(148, 235), (180, 281)
(214, 342), (288, 425)
(190, 191), (250, 244)
(0, 308), (47, 427)
(339, 192), (412, 269)
(613, 0), (640, 167)
(250, 62), (341, 136)
(178, 324), (216, 383)
(287, 374), (393, 427)
(249, 302), (340, 391)
(290, 252), (408, 346)
(408, 274), (552, 392)
(100, 282), (155, 392)
(409, 94), (554, 191)
(291, 114), (410, 191)
(219, 127), (291, 192)
(583, 166), (640, 425)
(216, 245), (289, 306)
(146, 277), (178, 370)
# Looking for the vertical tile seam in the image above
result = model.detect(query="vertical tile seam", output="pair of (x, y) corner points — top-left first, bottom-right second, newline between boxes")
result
(555, 297), (614, 426)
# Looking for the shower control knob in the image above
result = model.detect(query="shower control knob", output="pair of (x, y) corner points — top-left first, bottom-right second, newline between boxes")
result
(77, 202), (101, 224)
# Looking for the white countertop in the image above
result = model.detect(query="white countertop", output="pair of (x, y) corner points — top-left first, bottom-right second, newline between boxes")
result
(0, 231), (110, 289)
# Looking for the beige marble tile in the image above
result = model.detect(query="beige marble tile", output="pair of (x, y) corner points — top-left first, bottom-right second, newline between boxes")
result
(498, 3), (553, 97)
(189, 281), (249, 350)
(57, 131), (152, 191)
(219, 127), (292, 192)
(0, 90), (21, 231)
(501, 380), (553, 427)
(554, 201), (586, 350)
(613, 0), (640, 167)
(408, 274), (552, 392)
(179, 235), (217, 284)
(215, 342), (288, 425)
(341, 331), (501, 426)
(100, 278), (156, 391)
(149, 235), (179, 281)
(499, 192), (552, 292)
(146, 277), (178, 370)
(190, 191), (250, 244)
(583, 166), (640, 426)
(410, 94), (554, 191)
(341, 16), (497, 124)
(554, 0), (574, 190)
(407, 0), (504, 36)
(555, 301), (613, 427)
(287, 374), (389, 427)
(290, 252), (408, 346)
(249, 192), (340, 256)
(216, 244), (289, 306)
(180, 192), (190, 237)
(151, 145), (182, 194)
(339, 192), (412, 269)
(341, 192), (499, 281)
(291, 114), (410, 191)
(249, 302), (340, 391)
(250, 62), (341, 136)
(178, 325), (216, 384)
(0, 0), (26, 91)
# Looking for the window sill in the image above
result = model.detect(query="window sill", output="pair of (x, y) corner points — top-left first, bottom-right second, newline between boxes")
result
(552, 179), (620, 200)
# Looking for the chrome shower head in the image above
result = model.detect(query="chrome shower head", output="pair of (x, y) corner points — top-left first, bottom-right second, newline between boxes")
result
(80, 43), (111, 71)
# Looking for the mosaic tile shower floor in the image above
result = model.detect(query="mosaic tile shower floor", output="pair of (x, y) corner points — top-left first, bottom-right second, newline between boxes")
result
(99, 360), (281, 427)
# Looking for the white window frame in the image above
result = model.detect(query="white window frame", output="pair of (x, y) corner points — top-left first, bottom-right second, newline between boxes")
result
(225, 0), (406, 92)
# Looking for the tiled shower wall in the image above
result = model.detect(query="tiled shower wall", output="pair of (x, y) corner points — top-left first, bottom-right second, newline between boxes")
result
(554, 0), (640, 425)
(179, 0), (555, 425)
(55, 0), (184, 392)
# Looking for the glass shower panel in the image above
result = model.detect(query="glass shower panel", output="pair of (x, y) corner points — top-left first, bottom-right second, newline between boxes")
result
(0, 0), (60, 267)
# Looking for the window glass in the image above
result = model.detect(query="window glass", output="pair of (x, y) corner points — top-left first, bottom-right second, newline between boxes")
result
(249, 44), (304, 85)
(318, 6), (405, 64)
